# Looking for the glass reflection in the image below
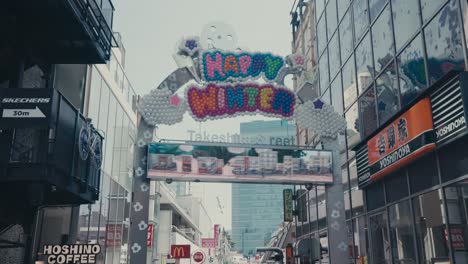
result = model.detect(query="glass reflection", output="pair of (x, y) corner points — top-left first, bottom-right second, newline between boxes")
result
(425, 1), (465, 85)
(319, 49), (330, 91)
(372, 5), (394, 74)
(340, 9), (354, 61)
(369, 212), (391, 263)
(353, 0), (370, 41)
(355, 33), (373, 94)
(318, 15), (327, 57)
(392, 0), (420, 51)
(343, 55), (357, 109)
(331, 74), (344, 115)
(316, 0), (325, 18)
(345, 103), (360, 146)
(376, 64), (399, 125)
(329, 32), (341, 79)
(389, 201), (417, 263)
(398, 34), (427, 107)
(421, 0), (449, 22)
(354, 216), (369, 264)
(444, 184), (468, 263)
(369, 0), (387, 21)
(327, 0), (338, 36)
(337, 0), (353, 20)
(359, 87), (377, 137)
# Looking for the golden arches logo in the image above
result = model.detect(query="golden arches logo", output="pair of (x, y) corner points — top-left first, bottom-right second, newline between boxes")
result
(173, 247), (185, 257)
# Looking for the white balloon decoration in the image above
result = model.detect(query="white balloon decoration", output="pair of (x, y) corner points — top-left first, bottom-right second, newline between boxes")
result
(137, 89), (187, 126)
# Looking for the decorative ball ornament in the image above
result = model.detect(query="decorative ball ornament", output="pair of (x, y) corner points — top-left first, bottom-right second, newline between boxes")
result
(295, 99), (347, 139)
(286, 53), (306, 72)
(137, 88), (187, 126)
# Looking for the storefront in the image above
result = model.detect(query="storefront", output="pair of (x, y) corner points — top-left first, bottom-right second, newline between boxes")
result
(354, 72), (468, 263)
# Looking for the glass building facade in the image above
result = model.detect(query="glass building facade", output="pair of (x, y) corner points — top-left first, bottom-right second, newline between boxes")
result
(75, 47), (139, 264)
(292, 0), (468, 263)
(231, 121), (296, 255)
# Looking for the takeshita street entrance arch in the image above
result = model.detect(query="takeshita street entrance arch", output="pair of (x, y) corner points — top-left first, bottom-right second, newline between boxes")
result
(128, 25), (348, 264)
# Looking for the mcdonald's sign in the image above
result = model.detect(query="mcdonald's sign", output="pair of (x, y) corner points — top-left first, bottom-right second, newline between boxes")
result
(170, 245), (190, 259)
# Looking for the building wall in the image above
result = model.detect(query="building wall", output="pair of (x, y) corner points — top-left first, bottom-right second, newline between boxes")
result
(292, 0), (468, 263)
(76, 46), (138, 264)
(232, 120), (296, 255)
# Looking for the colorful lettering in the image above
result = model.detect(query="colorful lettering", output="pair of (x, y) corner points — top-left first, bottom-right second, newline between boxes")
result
(187, 83), (296, 121)
(202, 51), (284, 82)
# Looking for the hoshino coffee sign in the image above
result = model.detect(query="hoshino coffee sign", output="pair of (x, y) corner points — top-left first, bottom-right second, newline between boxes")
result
(40, 244), (101, 263)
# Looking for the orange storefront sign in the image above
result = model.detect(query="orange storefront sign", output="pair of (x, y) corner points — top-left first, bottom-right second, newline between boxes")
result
(367, 98), (436, 182)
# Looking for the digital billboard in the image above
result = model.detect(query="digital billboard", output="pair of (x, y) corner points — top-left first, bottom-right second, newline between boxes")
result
(147, 143), (333, 184)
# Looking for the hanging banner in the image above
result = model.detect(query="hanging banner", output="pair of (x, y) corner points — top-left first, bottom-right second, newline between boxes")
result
(283, 189), (293, 222)
(186, 83), (296, 121)
(147, 143), (333, 184)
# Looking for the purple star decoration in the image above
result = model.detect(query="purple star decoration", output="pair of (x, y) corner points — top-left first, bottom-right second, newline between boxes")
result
(185, 40), (198, 50)
(313, 99), (325, 109)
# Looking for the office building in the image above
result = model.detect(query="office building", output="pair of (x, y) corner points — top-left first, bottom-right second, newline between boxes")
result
(291, 0), (468, 263)
(231, 120), (296, 255)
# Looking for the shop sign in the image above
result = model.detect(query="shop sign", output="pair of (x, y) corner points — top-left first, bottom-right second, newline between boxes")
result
(214, 224), (219, 243)
(40, 244), (101, 264)
(445, 227), (466, 250)
(105, 224), (122, 247)
(193, 250), (206, 263)
(358, 98), (436, 188)
(283, 189), (293, 222)
(170, 244), (191, 259)
(431, 76), (468, 146)
(202, 238), (216, 248)
(147, 224), (154, 247)
(0, 88), (51, 128)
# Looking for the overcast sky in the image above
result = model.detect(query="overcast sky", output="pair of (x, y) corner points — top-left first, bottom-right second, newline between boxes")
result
(113, 0), (295, 229)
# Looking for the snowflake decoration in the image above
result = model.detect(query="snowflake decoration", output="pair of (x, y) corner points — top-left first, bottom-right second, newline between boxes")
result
(141, 156), (147, 165)
(135, 167), (145, 177)
(138, 220), (148, 231)
(140, 183), (149, 192)
(331, 221), (340, 231)
(334, 201), (344, 209)
(143, 130), (153, 139)
(295, 99), (347, 139)
(138, 88), (187, 126)
(133, 202), (143, 212)
(331, 209), (340, 219)
(338, 242), (348, 252)
(178, 36), (201, 57)
(137, 139), (146, 148)
(131, 243), (142, 254)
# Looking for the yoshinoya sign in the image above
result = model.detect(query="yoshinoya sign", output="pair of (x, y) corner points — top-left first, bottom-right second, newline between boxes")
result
(357, 98), (436, 188)
(147, 142), (333, 184)
(0, 88), (52, 128)
(39, 244), (101, 264)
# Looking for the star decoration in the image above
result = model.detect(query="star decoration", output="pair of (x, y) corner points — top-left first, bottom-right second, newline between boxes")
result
(131, 243), (142, 254)
(185, 40), (198, 50)
(169, 95), (181, 107)
(137, 139), (146, 148)
(313, 99), (325, 109)
(133, 202), (143, 212)
(331, 209), (340, 219)
(140, 183), (149, 192)
(338, 242), (348, 252)
(334, 201), (344, 209)
(331, 221), (340, 231)
(138, 220), (148, 231)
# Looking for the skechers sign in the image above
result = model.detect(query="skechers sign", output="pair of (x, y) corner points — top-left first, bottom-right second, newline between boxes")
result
(358, 99), (436, 187)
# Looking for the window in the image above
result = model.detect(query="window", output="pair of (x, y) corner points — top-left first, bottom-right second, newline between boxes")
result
(319, 49), (330, 91)
(330, 74), (344, 114)
(88, 68), (102, 121)
(358, 86), (377, 137)
(413, 191), (449, 262)
(369, 0), (387, 21)
(354, 216), (369, 263)
(376, 63), (399, 125)
(397, 34), (427, 107)
(322, 88), (331, 104)
(424, 1), (465, 85)
(421, 0), (449, 22)
(343, 55), (357, 109)
(329, 33), (341, 79)
(389, 200), (417, 263)
(409, 152), (439, 194)
(340, 9), (354, 61)
(326, 0), (338, 36)
(444, 184), (468, 263)
(345, 103), (360, 146)
(372, 5), (394, 74)
(316, 0), (325, 18)
(337, 0), (352, 21)
(355, 33), (373, 94)
(317, 15), (327, 57)
(369, 212), (391, 263)
(392, 0), (421, 51)
(439, 136), (468, 183)
(353, 0), (370, 41)
(366, 181), (385, 211)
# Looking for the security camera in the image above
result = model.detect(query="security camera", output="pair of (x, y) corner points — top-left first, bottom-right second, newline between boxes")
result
(165, 178), (173, 184)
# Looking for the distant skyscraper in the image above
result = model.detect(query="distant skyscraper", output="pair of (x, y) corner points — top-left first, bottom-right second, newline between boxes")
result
(231, 120), (295, 255)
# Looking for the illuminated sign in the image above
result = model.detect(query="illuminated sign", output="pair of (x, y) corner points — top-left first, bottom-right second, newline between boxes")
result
(41, 244), (101, 264)
(358, 98), (436, 188)
(147, 143), (333, 184)
(170, 244), (191, 259)
(283, 189), (293, 222)
(200, 51), (284, 82)
(187, 83), (296, 121)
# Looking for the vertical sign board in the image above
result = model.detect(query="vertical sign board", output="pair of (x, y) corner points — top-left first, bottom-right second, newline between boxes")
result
(147, 224), (154, 247)
(283, 189), (293, 222)
(0, 88), (52, 128)
(357, 98), (436, 188)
